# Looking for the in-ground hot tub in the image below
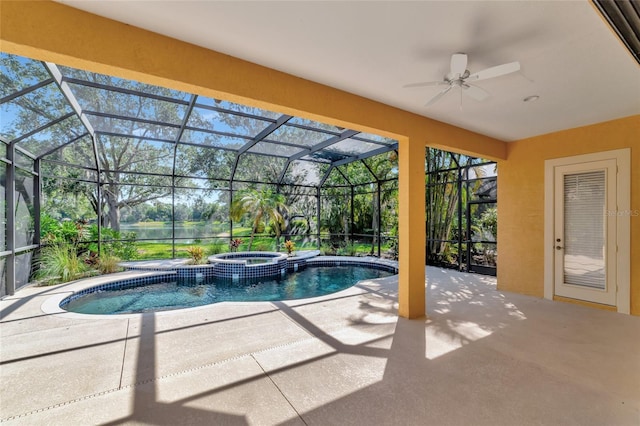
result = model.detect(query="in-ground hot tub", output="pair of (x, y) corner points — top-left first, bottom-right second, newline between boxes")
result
(208, 251), (288, 279)
(119, 250), (321, 281)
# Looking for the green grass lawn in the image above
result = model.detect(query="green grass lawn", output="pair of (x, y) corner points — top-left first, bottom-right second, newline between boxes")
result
(126, 223), (392, 260)
(133, 237), (392, 261)
(134, 242), (193, 259)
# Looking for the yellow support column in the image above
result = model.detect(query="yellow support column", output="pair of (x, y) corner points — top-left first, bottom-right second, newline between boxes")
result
(397, 136), (426, 319)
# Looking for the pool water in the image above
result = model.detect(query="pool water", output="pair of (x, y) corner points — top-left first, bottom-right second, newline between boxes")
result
(63, 265), (393, 315)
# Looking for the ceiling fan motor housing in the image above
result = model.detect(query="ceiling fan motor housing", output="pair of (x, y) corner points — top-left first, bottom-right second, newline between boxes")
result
(446, 69), (470, 83)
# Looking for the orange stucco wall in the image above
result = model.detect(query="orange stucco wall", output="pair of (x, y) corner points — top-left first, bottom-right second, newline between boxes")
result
(498, 115), (639, 315)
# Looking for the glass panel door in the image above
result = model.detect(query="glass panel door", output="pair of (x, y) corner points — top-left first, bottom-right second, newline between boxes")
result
(554, 159), (616, 306)
(563, 170), (605, 289)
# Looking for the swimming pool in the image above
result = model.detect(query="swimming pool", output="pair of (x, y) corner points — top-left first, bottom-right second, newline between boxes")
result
(61, 265), (394, 315)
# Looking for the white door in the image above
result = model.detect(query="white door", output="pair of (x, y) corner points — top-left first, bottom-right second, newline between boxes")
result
(553, 159), (617, 305)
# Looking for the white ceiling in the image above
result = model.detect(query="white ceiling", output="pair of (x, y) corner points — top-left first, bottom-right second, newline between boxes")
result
(57, 0), (640, 142)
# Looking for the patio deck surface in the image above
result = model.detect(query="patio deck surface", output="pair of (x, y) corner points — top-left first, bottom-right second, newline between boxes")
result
(1, 267), (638, 425)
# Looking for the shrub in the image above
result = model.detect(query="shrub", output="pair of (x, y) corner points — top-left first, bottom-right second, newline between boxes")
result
(284, 240), (296, 255)
(60, 220), (87, 243)
(229, 239), (243, 252)
(40, 214), (61, 244)
(387, 238), (399, 260)
(115, 232), (138, 260)
(98, 254), (121, 274)
(40, 215), (89, 245)
(186, 246), (206, 265)
(37, 243), (89, 284)
(479, 207), (498, 239)
(87, 226), (138, 260)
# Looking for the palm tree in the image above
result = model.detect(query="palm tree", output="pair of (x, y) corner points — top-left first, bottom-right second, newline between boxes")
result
(230, 188), (289, 251)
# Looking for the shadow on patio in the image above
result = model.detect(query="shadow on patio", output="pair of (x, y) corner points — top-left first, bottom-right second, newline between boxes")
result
(1, 267), (638, 425)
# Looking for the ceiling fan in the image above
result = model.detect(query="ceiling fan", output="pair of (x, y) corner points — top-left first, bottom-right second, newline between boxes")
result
(404, 53), (520, 107)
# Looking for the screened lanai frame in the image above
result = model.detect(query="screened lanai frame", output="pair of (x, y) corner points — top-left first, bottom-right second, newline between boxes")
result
(425, 148), (497, 275)
(0, 52), (400, 296)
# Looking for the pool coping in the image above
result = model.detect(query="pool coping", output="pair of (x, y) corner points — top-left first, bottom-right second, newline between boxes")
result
(118, 250), (322, 272)
(208, 251), (287, 263)
(41, 255), (398, 320)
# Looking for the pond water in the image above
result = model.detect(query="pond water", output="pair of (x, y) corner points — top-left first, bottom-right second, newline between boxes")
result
(120, 222), (228, 243)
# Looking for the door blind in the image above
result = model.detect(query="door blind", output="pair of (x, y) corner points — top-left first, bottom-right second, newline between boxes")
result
(563, 171), (606, 290)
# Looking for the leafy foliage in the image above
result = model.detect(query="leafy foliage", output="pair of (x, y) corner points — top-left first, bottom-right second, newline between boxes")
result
(186, 246), (206, 265)
(425, 148), (496, 267)
(229, 238), (243, 252)
(97, 254), (121, 274)
(87, 226), (138, 261)
(319, 151), (398, 256)
(37, 242), (90, 284)
(4, 55), (192, 231)
(41, 215), (88, 244)
(479, 207), (497, 239)
(37, 214), (137, 284)
(230, 188), (288, 251)
(284, 240), (296, 255)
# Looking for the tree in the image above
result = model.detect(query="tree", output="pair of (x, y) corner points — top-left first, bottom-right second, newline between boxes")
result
(359, 152), (397, 253)
(425, 148), (488, 265)
(1, 54), (194, 230)
(318, 152), (398, 251)
(67, 68), (187, 230)
(230, 188), (288, 251)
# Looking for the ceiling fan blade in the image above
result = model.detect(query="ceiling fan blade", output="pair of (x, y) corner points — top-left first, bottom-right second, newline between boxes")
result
(450, 53), (467, 76)
(463, 83), (490, 101)
(402, 81), (448, 88)
(425, 86), (452, 106)
(467, 61), (520, 81)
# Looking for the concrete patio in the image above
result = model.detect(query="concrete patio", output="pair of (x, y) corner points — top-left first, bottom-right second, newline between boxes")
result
(1, 266), (638, 425)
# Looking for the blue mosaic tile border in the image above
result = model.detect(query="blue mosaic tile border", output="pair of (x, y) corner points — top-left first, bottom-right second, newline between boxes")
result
(59, 272), (176, 307)
(285, 258), (307, 272)
(204, 252), (289, 279)
(215, 252), (281, 260)
(177, 258), (289, 279)
(306, 258), (398, 274)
